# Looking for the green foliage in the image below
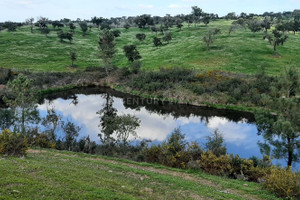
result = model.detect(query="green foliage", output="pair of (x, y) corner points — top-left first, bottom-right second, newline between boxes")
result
(70, 52), (77, 67)
(57, 30), (73, 43)
(255, 67), (300, 167)
(79, 22), (88, 36)
(136, 33), (146, 41)
(3, 22), (18, 32)
(263, 167), (300, 199)
(162, 32), (172, 44)
(153, 37), (162, 48)
(62, 121), (81, 151)
(114, 114), (140, 145)
(34, 133), (56, 149)
(3, 74), (40, 135)
(202, 28), (221, 51)
(198, 151), (233, 176)
(0, 129), (27, 156)
(263, 29), (288, 56)
(247, 20), (262, 34)
(99, 29), (116, 65)
(205, 129), (227, 157)
(129, 67), (194, 92)
(0, 109), (14, 131)
(123, 45), (141, 63)
(97, 93), (117, 146)
(112, 29), (121, 38)
(69, 22), (76, 33)
(41, 107), (62, 142)
(0, 68), (12, 84)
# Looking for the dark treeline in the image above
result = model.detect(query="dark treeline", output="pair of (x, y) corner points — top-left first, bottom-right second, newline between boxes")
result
(0, 8), (299, 32)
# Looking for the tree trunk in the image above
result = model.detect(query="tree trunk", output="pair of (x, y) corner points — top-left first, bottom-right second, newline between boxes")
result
(273, 44), (277, 57)
(287, 137), (293, 167)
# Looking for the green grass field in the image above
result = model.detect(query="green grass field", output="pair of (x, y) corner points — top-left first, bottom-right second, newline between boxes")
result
(0, 148), (281, 200)
(0, 20), (299, 75)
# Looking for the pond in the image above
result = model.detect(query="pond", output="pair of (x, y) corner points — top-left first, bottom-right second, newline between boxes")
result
(37, 87), (298, 170)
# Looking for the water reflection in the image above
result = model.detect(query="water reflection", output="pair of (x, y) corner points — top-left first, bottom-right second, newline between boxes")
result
(39, 87), (298, 169)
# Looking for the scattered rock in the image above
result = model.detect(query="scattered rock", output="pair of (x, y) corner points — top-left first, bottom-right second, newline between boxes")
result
(108, 170), (113, 173)
(243, 184), (248, 187)
(12, 190), (20, 193)
(121, 186), (126, 188)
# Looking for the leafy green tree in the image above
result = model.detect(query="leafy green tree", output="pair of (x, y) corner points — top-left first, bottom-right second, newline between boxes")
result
(255, 68), (300, 167)
(136, 33), (146, 42)
(163, 32), (172, 44)
(99, 29), (116, 67)
(202, 13), (211, 26)
(91, 16), (103, 30)
(52, 21), (64, 29)
(123, 23), (130, 30)
(57, 31), (73, 43)
(123, 45), (141, 63)
(42, 107), (62, 142)
(167, 128), (187, 154)
(112, 29), (121, 37)
(3, 22), (17, 32)
(62, 121), (81, 151)
(41, 26), (50, 37)
(3, 74), (40, 135)
(176, 19), (183, 30)
(114, 114), (140, 146)
(202, 28), (221, 51)
(191, 6), (203, 27)
(228, 24), (240, 35)
(153, 37), (162, 48)
(25, 18), (34, 33)
(79, 22), (88, 36)
(69, 22), (76, 33)
(35, 17), (48, 32)
(205, 130), (227, 157)
(185, 14), (194, 28)
(248, 20), (262, 34)
(225, 12), (237, 20)
(70, 52), (77, 67)
(151, 26), (159, 35)
(261, 17), (272, 33)
(263, 29), (288, 57)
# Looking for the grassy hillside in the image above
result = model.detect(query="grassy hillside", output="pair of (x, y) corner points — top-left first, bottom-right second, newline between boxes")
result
(0, 149), (281, 200)
(0, 20), (299, 75)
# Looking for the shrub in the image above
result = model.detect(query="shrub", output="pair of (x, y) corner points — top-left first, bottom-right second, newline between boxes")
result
(0, 68), (12, 84)
(34, 133), (56, 149)
(0, 129), (28, 156)
(263, 167), (300, 199)
(198, 151), (233, 176)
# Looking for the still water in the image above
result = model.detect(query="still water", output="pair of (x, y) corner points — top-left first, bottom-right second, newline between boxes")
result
(39, 87), (298, 170)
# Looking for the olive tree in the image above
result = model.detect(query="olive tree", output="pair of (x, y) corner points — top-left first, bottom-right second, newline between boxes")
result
(263, 29), (288, 57)
(202, 28), (221, 51)
(136, 33), (146, 42)
(123, 45), (141, 63)
(25, 17), (34, 33)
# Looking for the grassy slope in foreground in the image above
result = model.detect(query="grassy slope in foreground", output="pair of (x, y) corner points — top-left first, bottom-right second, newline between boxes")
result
(0, 20), (299, 75)
(0, 149), (281, 200)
